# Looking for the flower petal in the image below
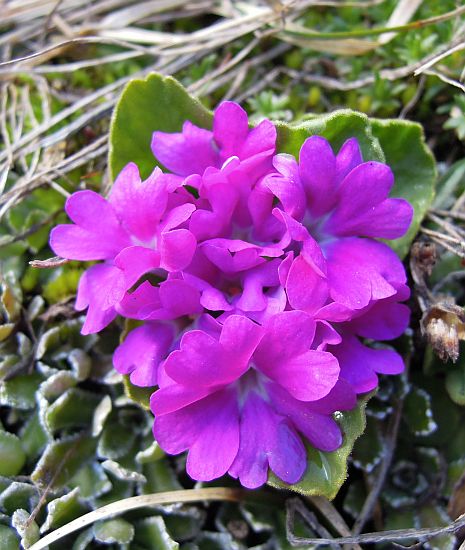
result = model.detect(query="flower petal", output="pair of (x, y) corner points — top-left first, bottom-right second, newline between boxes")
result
(349, 300), (410, 340)
(286, 256), (329, 313)
(114, 246), (161, 289)
(213, 101), (249, 160)
(229, 392), (306, 488)
(160, 228), (196, 271)
(324, 161), (404, 238)
(78, 264), (126, 334)
(331, 335), (386, 394)
(109, 163), (168, 242)
(325, 238), (405, 310)
(113, 322), (174, 387)
(151, 121), (218, 176)
(266, 382), (343, 452)
(335, 137), (363, 182)
(262, 349), (340, 402)
(299, 136), (337, 217)
(186, 388), (240, 481)
(219, 314), (263, 360)
(255, 311), (316, 365)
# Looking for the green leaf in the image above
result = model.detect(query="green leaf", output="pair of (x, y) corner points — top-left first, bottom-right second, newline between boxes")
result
(31, 435), (97, 489)
(68, 462), (111, 499)
(275, 110), (384, 163)
(0, 431), (26, 476)
(122, 375), (153, 411)
(404, 386), (438, 436)
(93, 518), (135, 545)
(97, 419), (137, 460)
(19, 413), (48, 460)
(267, 394), (371, 499)
(134, 517), (179, 550)
(0, 482), (38, 515)
(45, 388), (101, 431)
(445, 365), (465, 406)
(109, 73), (212, 181)
(351, 415), (384, 472)
(0, 525), (19, 550)
(0, 373), (43, 410)
(142, 459), (182, 493)
(369, 118), (436, 258)
(41, 487), (86, 532)
(11, 509), (40, 549)
(136, 440), (164, 464)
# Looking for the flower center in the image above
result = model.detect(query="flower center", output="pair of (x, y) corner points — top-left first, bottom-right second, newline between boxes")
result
(235, 367), (268, 408)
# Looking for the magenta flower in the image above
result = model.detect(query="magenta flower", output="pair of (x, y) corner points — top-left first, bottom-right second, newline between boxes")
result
(48, 98), (414, 491)
(262, 137), (413, 311)
(151, 312), (355, 487)
(50, 163), (196, 333)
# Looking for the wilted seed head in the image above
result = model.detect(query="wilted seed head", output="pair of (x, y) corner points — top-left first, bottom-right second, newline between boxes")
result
(422, 300), (465, 363)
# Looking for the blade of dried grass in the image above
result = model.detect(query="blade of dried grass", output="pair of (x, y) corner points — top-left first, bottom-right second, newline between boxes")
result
(28, 488), (256, 550)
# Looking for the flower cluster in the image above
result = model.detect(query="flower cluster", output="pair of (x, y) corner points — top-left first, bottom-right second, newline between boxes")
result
(50, 102), (412, 488)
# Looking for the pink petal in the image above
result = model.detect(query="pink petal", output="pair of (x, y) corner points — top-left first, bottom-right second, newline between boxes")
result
(325, 238), (404, 310)
(151, 121), (218, 176)
(261, 350), (340, 402)
(331, 335), (382, 394)
(116, 281), (161, 319)
(299, 136), (337, 217)
(229, 392), (306, 488)
(265, 382), (343, 452)
(286, 256), (329, 314)
(113, 322), (174, 387)
(238, 119), (276, 160)
(78, 264), (126, 334)
(219, 315), (263, 361)
(109, 163), (169, 242)
(264, 156), (306, 221)
(161, 203), (196, 232)
(151, 384), (214, 415)
(213, 102), (249, 160)
(159, 279), (202, 317)
(327, 197), (413, 239)
(349, 300), (410, 340)
(50, 225), (124, 261)
(51, 190), (131, 260)
(255, 311), (316, 364)
(324, 161), (409, 239)
(160, 228), (196, 271)
(114, 246), (161, 289)
(335, 137), (363, 181)
(186, 388), (240, 482)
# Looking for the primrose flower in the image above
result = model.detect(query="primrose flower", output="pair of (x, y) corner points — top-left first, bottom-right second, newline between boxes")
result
(50, 163), (196, 334)
(151, 312), (356, 487)
(262, 136), (414, 311)
(48, 98), (415, 491)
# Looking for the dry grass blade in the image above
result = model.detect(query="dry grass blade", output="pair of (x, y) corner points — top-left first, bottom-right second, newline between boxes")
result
(279, 3), (465, 54)
(28, 488), (253, 550)
(287, 506), (465, 546)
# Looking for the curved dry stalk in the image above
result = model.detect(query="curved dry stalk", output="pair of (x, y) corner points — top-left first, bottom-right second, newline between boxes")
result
(29, 487), (252, 550)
